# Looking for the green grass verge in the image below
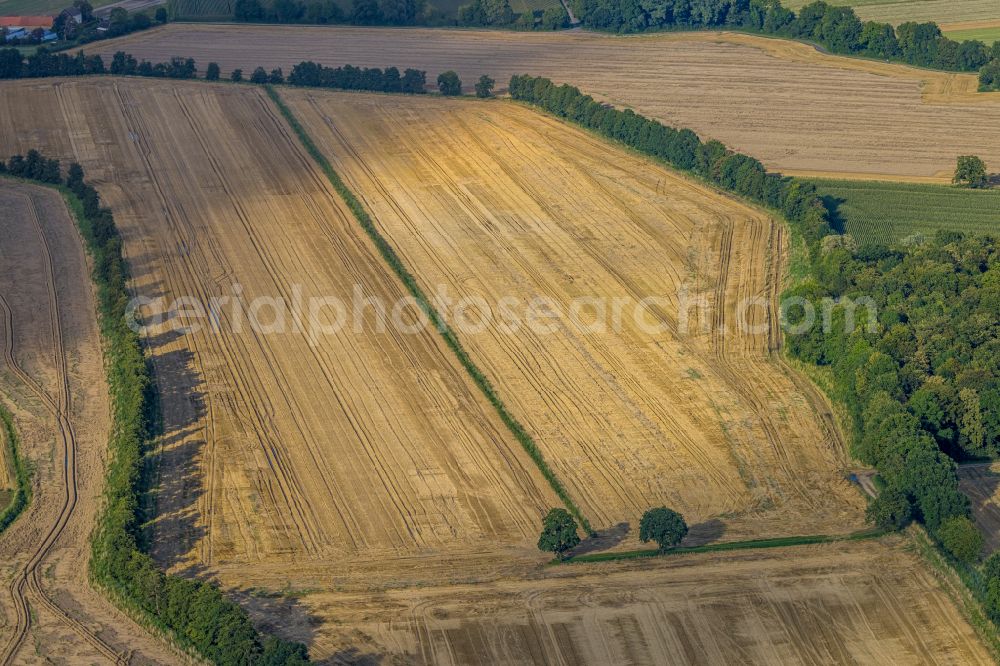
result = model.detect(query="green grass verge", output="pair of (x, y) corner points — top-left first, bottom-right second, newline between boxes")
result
(807, 178), (1000, 246)
(560, 528), (887, 563)
(264, 84), (592, 535)
(0, 402), (30, 534)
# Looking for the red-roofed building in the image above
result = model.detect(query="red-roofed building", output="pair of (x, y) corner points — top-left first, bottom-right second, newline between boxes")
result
(0, 16), (55, 29)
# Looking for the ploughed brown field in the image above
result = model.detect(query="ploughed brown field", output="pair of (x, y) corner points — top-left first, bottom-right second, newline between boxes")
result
(0, 78), (991, 662)
(96, 24), (1000, 181)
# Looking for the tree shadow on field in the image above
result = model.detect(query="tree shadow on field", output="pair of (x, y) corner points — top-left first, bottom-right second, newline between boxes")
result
(229, 583), (331, 662)
(957, 464), (1000, 555)
(818, 194), (847, 234)
(327, 647), (387, 665)
(141, 326), (208, 570)
(567, 522), (630, 558)
(680, 518), (726, 547)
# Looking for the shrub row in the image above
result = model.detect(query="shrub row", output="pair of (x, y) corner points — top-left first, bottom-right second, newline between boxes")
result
(0, 48), (434, 97)
(264, 84), (593, 534)
(570, 0), (1000, 79)
(231, 0), (569, 31)
(286, 61), (427, 92)
(0, 404), (30, 534)
(0, 151), (310, 665)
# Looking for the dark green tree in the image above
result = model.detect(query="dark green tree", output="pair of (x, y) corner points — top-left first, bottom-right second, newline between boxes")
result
(865, 486), (912, 530)
(437, 70), (462, 95)
(639, 507), (688, 552)
(205, 62), (220, 80)
(537, 508), (580, 559)
(954, 155), (988, 188)
(474, 74), (494, 98)
(155, 6), (168, 22)
(249, 66), (268, 84)
(938, 516), (983, 562)
(230, 67), (243, 82)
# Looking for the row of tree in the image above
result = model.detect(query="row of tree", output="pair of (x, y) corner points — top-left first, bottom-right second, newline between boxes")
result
(285, 60), (427, 92)
(569, 0), (1000, 79)
(538, 507), (688, 559)
(231, 0), (569, 30)
(0, 152), (310, 665)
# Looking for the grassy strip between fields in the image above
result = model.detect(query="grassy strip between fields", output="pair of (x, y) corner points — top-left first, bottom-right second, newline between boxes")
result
(264, 84), (593, 535)
(558, 528), (888, 564)
(0, 403), (31, 535)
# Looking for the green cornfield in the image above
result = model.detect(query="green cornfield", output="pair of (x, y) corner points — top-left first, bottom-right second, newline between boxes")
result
(169, 0), (235, 20)
(807, 179), (1000, 246)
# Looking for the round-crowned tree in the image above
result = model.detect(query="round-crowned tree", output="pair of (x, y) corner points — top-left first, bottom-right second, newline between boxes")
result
(437, 70), (462, 96)
(537, 508), (580, 560)
(865, 486), (912, 531)
(639, 507), (688, 552)
(939, 516), (983, 562)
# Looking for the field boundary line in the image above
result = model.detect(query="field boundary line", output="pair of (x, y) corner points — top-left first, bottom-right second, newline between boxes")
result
(559, 528), (888, 564)
(264, 84), (593, 535)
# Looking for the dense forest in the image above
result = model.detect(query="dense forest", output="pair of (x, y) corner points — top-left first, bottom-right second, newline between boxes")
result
(0, 152), (310, 665)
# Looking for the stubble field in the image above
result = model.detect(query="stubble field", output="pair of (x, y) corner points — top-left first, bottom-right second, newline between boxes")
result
(255, 537), (994, 664)
(96, 24), (1000, 181)
(0, 182), (178, 663)
(0, 78), (561, 588)
(782, 0), (1000, 26)
(0, 77), (992, 662)
(285, 89), (865, 543)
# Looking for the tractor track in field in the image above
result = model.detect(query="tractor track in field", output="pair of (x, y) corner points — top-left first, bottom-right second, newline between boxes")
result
(0, 193), (129, 666)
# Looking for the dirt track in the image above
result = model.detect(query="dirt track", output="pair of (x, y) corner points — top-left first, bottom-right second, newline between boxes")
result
(0, 183), (177, 664)
(285, 90), (864, 545)
(96, 24), (1000, 181)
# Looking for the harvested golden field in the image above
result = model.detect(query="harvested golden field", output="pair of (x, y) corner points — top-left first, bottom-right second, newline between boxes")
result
(959, 462), (1000, 555)
(0, 182), (178, 663)
(248, 537), (995, 664)
(285, 89), (865, 545)
(783, 0), (1000, 26)
(96, 25), (1000, 181)
(0, 78), (559, 584)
